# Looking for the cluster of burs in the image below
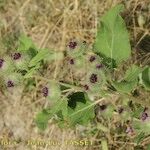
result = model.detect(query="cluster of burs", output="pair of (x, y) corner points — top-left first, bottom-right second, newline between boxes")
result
(42, 40), (106, 100)
(0, 51), (32, 89)
(0, 39), (106, 101)
(66, 40), (106, 98)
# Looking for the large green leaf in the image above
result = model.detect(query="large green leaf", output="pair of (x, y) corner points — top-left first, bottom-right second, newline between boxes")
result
(94, 4), (131, 65)
(67, 92), (95, 126)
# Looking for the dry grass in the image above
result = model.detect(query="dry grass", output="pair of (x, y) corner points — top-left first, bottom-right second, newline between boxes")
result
(0, 0), (150, 150)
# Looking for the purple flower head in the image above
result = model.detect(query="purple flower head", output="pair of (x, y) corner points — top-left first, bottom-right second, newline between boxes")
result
(89, 56), (96, 62)
(69, 58), (74, 65)
(96, 64), (103, 69)
(12, 53), (21, 60)
(83, 41), (86, 44)
(7, 80), (14, 87)
(126, 126), (134, 135)
(99, 104), (107, 111)
(83, 84), (89, 91)
(42, 87), (49, 97)
(90, 73), (98, 83)
(118, 107), (124, 114)
(68, 41), (77, 49)
(141, 112), (148, 121)
(0, 59), (4, 68)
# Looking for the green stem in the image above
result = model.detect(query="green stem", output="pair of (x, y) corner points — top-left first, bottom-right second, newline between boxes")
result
(34, 75), (82, 91)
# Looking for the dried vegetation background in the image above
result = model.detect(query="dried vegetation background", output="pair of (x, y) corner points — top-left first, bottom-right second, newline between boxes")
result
(0, 0), (150, 150)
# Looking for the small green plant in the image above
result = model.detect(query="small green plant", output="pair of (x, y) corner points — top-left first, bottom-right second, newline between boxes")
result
(0, 4), (149, 138)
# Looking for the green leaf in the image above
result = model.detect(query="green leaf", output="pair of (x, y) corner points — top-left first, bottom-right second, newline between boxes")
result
(94, 4), (131, 65)
(141, 67), (150, 91)
(29, 49), (51, 67)
(67, 92), (95, 126)
(17, 34), (35, 52)
(112, 80), (137, 94)
(36, 99), (68, 130)
(24, 63), (40, 78)
(35, 109), (50, 130)
(112, 65), (144, 94)
(124, 65), (143, 82)
(47, 99), (68, 119)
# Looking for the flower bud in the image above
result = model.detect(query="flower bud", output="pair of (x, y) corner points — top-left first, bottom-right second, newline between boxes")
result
(141, 112), (148, 121)
(84, 69), (106, 94)
(89, 55), (96, 62)
(83, 84), (89, 91)
(12, 53), (21, 60)
(96, 64), (103, 69)
(11, 52), (30, 70)
(4, 73), (23, 88)
(126, 126), (134, 135)
(42, 81), (61, 101)
(69, 58), (75, 65)
(90, 73), (98, 83)
(67, 40), (86, 57)
(42, 86), (49, 97)
(68, 41), (77, 49)
(7, 80), (15, 87)
(0, 59), (4, 68)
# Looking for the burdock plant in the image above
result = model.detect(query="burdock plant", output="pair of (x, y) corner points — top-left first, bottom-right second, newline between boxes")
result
(0, 4), (149, 136)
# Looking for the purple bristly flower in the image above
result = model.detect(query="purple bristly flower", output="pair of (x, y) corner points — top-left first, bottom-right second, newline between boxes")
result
(83, 41), (86, 44)
(141, 112), (148, 121)
(118, 107), (124, 114)
(96, 64), (103, 69)
(126, 126), (134, 135)
(7, 80), (14, 87)
(83, 84), (89, 91)
(99, 104), (107, 111)
(89, 56), (96, 62)
(0, 59), (4, 68)
(42, 87), (49, 97)
(12, 53), (21, 60)
(69, 58), (74, 65)
(68, 41), (77, 49)
(90, 73), (98, 83)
